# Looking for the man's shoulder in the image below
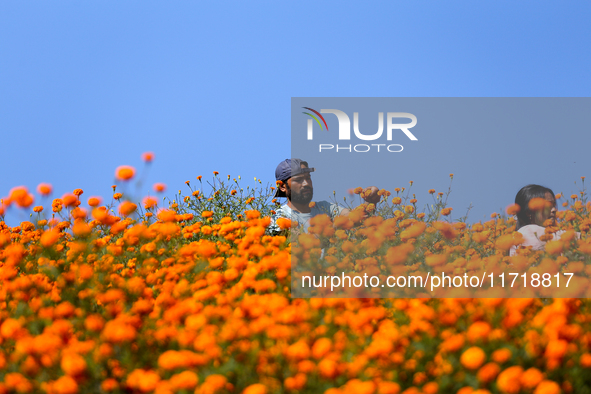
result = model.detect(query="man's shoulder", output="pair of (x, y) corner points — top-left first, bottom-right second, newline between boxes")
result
(313, 201), (343, 217)
(274, 204), (292, 217)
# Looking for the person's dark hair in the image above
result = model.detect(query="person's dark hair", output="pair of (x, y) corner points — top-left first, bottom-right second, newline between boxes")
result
(514, 184), (555, 230)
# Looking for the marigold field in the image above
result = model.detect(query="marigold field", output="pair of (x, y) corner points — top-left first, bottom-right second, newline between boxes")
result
(1, 164), (591, 394)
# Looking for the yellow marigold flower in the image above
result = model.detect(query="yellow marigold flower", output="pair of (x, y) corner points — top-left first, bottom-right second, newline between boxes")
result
(460, 347), (486, 370)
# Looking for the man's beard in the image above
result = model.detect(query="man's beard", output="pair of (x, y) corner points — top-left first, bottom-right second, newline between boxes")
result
(287, 187), (313, 205)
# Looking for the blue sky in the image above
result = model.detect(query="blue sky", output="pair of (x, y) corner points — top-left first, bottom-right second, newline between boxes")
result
(1, 2), (591, 224)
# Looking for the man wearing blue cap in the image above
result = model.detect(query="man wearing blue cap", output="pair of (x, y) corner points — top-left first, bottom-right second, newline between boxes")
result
(269, 158), (379, 234)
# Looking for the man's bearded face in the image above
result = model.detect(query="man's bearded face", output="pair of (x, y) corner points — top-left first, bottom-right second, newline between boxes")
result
(286, 172), (313, 205)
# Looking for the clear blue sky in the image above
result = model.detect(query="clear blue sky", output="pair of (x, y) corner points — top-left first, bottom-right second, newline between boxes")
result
(1, 2), (591, 224)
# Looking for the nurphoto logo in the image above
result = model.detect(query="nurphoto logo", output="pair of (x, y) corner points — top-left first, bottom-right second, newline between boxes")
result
(303, 107), (418, 153)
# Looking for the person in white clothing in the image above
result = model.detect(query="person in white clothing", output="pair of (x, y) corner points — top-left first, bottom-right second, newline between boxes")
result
(510, 184), (560, 256)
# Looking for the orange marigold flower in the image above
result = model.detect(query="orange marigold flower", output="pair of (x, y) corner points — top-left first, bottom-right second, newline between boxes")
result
(119, 201), (137, 216)
(545, 339), (568, 359)
(169, 371), (198, 391)
(440, 207), (453, 216)
(213, 171), (219, 176)
(533, 380), (560, 394)
(52, 375), (79, 394)
(496, 366), (523, 394)
(101, 320), (136, 343)
(142, 152), (155, 162)
(506, 203), (520, 215)
(0, 319), (22, 339)
(115, 165), (135, 181)
(202, 211), (214, 218)
(492, 348), (512, 364)
(73, 189), (83, 196)
(467, 321), (491, 343)
(33, 206), (44, 213)
(545, 240), (564, 255)
(243, 384), (267, 394)
(41, 229), (61, 248)
(9, 186), (34, 208)
(460, 347), (486, 370)
(153, 183), (166, 192)
(529, 197), (551, 211)
(157, 209), (177, 222)
(520, 368), (544, 390)
(61, 353), (87, 376)
(62, 194), (78, 208)
(72, 221), (91, 237)
(101, 379), (118, 392)
(143, 197), (158, 210)
(126, 369), (160, 393)
(477, 362), (500, 383)
(113, 193), (123, 200)
(37, 183), (53, 196)
(87, 197), (102, 207)
(276, 218), (292, 230)
(84, 315), (105, 332)
(581, 353), (591, 368)
(392, 197), (402, 205)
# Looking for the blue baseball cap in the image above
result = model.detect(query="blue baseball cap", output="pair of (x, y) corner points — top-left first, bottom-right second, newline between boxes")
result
(274, 158), (315, 198)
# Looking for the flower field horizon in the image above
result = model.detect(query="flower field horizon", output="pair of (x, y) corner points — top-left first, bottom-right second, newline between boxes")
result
(1, 158), (591, 393)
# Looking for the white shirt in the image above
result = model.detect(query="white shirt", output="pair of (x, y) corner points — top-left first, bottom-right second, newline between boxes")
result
(509, 224), (565, 256)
